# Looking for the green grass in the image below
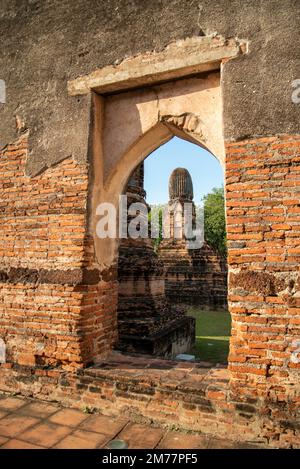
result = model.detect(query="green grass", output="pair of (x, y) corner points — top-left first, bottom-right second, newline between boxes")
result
(187, 307), (231, 364)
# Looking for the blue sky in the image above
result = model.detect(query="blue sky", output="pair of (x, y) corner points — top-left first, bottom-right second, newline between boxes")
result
(144, 137), (224, 205)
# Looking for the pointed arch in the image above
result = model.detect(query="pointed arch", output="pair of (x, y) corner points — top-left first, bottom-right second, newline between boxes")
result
(107, 114), (221, 200)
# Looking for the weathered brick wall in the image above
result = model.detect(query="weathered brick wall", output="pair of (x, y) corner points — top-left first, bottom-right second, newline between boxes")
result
(0, 134), (299, 447)
(158, 241), (228, 308)
(0, 353), (298, 447)
(226, 136), (300, 441)
(0, 136), (118, 369)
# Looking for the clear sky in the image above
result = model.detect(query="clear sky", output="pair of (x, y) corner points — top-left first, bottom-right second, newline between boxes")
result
(144, 137), (224, 205)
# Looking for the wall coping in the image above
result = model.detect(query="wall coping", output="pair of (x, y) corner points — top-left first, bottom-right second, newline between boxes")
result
(68, 35), (246, 96)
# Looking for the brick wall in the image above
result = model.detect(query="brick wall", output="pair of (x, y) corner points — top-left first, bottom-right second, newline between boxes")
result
(226, 136), (300, 442)
(0, 134), (299, 446)
(0, 353), (298, 447)
(158, 240), (227, 308)
(0, 136), (117, 369)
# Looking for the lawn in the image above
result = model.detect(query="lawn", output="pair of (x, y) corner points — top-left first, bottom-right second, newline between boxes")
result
(187, 307), (231, 364)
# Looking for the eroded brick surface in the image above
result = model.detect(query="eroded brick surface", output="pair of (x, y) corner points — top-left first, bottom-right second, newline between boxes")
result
(226, 136), (300, 447)
(0, 136), (118, 369)
(0, 135), (299, 448)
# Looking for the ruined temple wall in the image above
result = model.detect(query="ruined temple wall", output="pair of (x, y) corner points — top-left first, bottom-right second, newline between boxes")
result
(226, 136), (300, 437)
(158, 242), (228, 308)
(0, 0), (300, 446)
(0, 136), (117, 369)
(1, 1), (300, 173)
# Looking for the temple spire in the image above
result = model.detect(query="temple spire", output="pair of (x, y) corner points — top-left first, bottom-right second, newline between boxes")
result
(169, 167), (194, 202)
(167, 168), (195, 240)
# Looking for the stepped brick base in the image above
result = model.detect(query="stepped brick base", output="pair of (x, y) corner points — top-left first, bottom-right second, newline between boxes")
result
(118, 316), (195, 357)
(158, 240), (227, 308)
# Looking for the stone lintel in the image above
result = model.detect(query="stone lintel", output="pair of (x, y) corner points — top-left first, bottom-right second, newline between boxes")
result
(68, 36), (245, 96)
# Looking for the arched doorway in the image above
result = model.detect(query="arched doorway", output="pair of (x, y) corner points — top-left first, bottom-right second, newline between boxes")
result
(90, 72), (228, 363)
(115, 136), (229, 364)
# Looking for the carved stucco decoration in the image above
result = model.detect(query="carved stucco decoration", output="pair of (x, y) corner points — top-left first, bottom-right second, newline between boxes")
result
(160, 112), (206, 143)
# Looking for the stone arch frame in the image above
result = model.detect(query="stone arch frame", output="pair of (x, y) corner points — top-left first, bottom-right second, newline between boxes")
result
(1, 27), (298, 444)
(93, 107), (228, 361)
(90, 70), (226, 272)
(91, 105), (225, 273)
(110, 113), (220, 195)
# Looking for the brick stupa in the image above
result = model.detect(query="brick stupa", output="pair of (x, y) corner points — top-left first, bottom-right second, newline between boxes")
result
(116, 163), (195, 356)
(158, 168), (227, 308)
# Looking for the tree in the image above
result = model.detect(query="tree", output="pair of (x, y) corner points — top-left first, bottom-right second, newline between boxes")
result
(148, 204), (165, 250)
(203, 187), (227, 257)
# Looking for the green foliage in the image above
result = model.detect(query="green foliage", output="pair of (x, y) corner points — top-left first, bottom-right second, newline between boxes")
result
(187, 307), (231, 363)
(155, 208), (163, 249)
(203, 187), (227, 257)
(149, 204), (166, 250)
(82, 405), (96, 414)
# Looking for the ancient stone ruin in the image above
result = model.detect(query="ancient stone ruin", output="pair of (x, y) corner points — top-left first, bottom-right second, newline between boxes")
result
(0, 0), (299, 448)
(158, 168), (227, 308)
(117, 164), (195, 357)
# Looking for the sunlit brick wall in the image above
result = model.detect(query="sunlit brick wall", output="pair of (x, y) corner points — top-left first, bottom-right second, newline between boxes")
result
(0, 136), (117, 369)
(226, 136), (300, 416)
